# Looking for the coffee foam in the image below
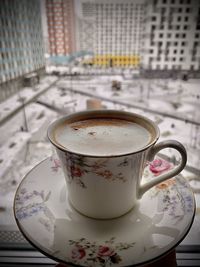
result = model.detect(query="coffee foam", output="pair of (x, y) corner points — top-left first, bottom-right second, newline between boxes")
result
(53, 118), (152, 156)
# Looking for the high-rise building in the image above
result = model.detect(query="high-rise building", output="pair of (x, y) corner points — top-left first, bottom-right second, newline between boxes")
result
(74, 1), (94, 55)
(142, 0), (200, 77)
(46, 0), (76, 56)
(75, 0), (145, 68)
(0, 0), (45, 101)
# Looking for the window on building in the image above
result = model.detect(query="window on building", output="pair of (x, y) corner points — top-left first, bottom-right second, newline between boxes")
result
(167, 33), (171, 38)
(174, 49), (177, 54)
(153, 0), (158, 5)
(177, 16), (181, 22)
(158, 41), (162, 46)
(159, 33), (163, 38)
(152, 16), (156, 21)
(175, 33), (179, 38)
(191, 55), (196, 62)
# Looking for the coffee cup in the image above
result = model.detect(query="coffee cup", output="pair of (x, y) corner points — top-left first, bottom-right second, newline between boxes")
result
(47, 109), (187, 219)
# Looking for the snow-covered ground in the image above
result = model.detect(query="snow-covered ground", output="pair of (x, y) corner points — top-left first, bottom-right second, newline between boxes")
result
(0, 73), (200, 245)
(57, 76), (200, 169)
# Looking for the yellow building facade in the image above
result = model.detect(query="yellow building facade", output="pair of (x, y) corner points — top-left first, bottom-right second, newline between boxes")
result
(84, 55), (140, 67)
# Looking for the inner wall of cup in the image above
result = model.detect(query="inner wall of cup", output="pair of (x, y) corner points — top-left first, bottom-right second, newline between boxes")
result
(48, 110), (159, 155)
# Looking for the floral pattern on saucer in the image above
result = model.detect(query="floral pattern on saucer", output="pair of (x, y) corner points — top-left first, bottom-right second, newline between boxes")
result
(69, 237), (135, 266)
(15, 188), (51, 220)
(156, 177), (193, 221)
(149, 158), (173, 176)
(147, 158), (194, 221)
(51, 158), (62, 172)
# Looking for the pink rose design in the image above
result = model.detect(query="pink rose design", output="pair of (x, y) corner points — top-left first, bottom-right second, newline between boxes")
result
(71, 166), (84, 177)
(98, 246), (115, 257)
(72, 245), (86, 260)
(150, 159), (172, 175)
(51, 159), (61, 172)
(96, 170), (113, 179)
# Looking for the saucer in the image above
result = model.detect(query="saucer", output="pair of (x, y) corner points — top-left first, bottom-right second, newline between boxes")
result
(14, 157), (195, 267)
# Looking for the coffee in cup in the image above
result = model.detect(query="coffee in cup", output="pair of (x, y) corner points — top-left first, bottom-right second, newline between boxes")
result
(53, 118), (152, 156)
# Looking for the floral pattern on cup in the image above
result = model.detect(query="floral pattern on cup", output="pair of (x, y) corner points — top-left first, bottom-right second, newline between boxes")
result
(15, 188), (51, 220)
(62, 153), (127, 188)
(68, 237), (135, 266)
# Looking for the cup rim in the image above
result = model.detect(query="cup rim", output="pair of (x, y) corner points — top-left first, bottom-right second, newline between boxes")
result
(47, 109), (160, 158)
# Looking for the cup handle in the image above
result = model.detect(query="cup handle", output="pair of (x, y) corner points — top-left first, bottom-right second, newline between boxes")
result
(138, 140), (187, 198)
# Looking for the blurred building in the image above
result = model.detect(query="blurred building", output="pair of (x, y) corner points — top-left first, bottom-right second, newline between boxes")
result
(46, 0), (200, 77)
(0, 0), (45, 102)
(141, 0), (200, 78)
(74, 0), (145, 68)
(46, 0), (76, 56)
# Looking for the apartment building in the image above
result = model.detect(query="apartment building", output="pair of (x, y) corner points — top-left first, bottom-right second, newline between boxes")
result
(75, 0), (145, 68)
(46, 0), (76, 56)
(0, 0), (45, 101)
(142, 0), (200, 77)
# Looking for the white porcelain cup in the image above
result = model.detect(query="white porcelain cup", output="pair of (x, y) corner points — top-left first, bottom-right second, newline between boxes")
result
(48, 110), (187, 219)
